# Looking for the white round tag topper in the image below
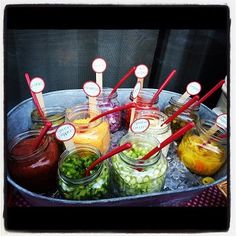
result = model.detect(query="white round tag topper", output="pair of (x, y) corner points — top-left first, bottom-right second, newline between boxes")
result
(135, 64), (149, 78)
(92, 58), (107, 73)
(216, 113), (227, 129)
(30, 77), (45, 93)
(83, 81), (101, 97)
(186, 81), (201, 96)
(55, 123), (76, 142)
(132, 82), (141, 99)
(131, 118), (150, 133)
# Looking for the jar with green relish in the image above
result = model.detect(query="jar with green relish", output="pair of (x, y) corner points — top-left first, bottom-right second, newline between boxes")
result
(58, 144), (111, 200)
(111, 133), (168, 196)
(163, 95), (200, 141)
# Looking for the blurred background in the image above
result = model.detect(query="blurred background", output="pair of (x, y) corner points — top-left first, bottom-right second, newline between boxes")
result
(5, 29), (228, 112)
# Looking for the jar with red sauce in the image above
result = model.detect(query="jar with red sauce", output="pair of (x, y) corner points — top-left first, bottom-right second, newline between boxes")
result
(8, 130), (60, 193)
(125, 90), (160, 129)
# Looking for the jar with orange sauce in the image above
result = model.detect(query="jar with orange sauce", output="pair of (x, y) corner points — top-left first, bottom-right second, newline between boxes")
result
(65, 104), (111, 154)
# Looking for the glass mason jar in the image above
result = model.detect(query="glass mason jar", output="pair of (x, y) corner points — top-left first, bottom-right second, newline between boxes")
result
(125, 90), (160, 129)
(111, 133), (168, 196)
(66, 104), (111, 154)
(31, 106), (65, 134)
(58, 145), (110, 200)
(134, 110), (172, 157)
(87, 88), (121, 133)
(177, 119), (227, 176)
(8, 130), (60, 193)
(163, 95), (200, 141)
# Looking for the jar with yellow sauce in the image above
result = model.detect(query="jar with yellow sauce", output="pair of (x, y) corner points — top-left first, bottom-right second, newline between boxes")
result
(65, 104), (111, 154)
(177, 119), (227, 176)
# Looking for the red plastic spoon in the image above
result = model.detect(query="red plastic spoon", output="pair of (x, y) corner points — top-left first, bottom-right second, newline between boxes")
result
(141, 122), (195, 161)
(108, 66), (136, 99)
(150, 69), (176, 104)
(192, 79), (225, 108)
(24, 72), (47, 122)
(160, 95), (199, 126)
(32, 121), (52, 150)
(89, 102), (136, 123)
(85, 142), (132, 176)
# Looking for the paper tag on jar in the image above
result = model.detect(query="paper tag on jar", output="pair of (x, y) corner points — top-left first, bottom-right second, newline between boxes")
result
(216, 113), (227, 129)
(55, 123), (76, 142)
(30, 77), (45, 93)
(186, 81), (201, 95)
(135, 64), (148, 78)
(92, 58), (107, 73)
(131, 118), (150, 133)
(132, 81), (141, 99)
(83, 81), (101, 97)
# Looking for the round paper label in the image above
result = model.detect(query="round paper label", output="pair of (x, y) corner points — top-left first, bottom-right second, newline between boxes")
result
(55, 123), (76, 141)
(186, 81), (201, 95)
(30, 77), (45, 93)
(83, 81), (101, 97)
(131, 118), (150, 133)
(132, 82), (141, 99)
(216, 113), (227, 129)
(135, 64), (148, 78)
(92, 58), (107, 73)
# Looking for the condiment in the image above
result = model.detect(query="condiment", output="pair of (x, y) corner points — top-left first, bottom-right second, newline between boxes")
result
(125, 89), (160, 129)
(177, 120), (226, 176)
(163, 95), (199, 142)
(111, 133), (168, 196)
(58, 145), (110, 200)
(66, 104), (110, 154)
(95, 88), (121, 133)
(133, 110), (172, 157)
(8, 130), (59, 193)
(31, 106), (65, 134)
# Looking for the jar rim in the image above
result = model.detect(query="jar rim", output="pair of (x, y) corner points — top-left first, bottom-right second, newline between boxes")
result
(196, 119), (227, 143)
(31, 106), (65, 123)
(58, 144), (103, 184)
(66, 104), (104, 129)
(8, 130), (49, 161)
(169, 96), (200, 111)
(97, 87), (118, 100)
(134, 110), (170, 134)
(130, 89), (159, 104)
(119, 133), (161, 167)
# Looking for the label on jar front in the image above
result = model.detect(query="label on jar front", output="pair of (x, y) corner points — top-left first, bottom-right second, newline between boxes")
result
(83, 81), (101, 97)
(55, 123), (76, 141)
(216, 113), (227, 129)
(135, 64), (149, 78)
(30, 77), (45, 93)
(92, 58), (107, 73)
(186, 81), (201, 95)
(130, 118), (150, 133)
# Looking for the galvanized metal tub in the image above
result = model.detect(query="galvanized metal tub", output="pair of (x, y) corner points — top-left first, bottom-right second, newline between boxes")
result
(7, 88), (227, 206)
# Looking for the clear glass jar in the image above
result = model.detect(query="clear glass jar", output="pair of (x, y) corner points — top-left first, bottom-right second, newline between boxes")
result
(177, 119), (227, 176)
(125, 89), (160, 129)
(58, 145), (110, 200)
(163, 95), (200, 141)
(134, 110), (172, 157)
(111, 133), (168, 196)
(66, 104), (110, 154)
(8, 130), (60, 193)
(91, 88), (121, 133)
(31, 106), (65, 134)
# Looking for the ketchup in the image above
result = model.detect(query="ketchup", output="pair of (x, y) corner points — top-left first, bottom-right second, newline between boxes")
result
(9, 134), (59, 193)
